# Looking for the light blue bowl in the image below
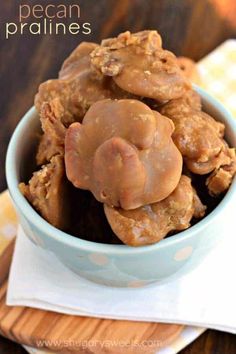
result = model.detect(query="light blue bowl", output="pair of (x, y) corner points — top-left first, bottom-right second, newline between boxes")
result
(6, 87), (236, 287)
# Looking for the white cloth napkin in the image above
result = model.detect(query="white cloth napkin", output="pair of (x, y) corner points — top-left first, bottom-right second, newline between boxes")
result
(7, 211), (236, 334)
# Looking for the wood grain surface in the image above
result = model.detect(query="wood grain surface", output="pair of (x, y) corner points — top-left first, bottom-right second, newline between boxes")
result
(1, 1), (236, 353)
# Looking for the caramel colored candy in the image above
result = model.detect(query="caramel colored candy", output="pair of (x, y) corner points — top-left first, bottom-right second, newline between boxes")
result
(206, 148), (236, 196)
(20, 155), (69, 230)
(65, 99), (183, 210)
(160, 90), (236, 194)
(104, 175), (206, 246)
(177, 56), (201, 84)
(160, 90), (228, 174)
(35, 42), (133, 125)
(91, 30), (189, 102)
(36, 98), (66, 166)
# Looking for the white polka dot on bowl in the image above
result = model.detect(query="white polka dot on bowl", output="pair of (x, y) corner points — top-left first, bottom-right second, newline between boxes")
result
(174, 246), (193, 261)
(128, 280), (147, 288)
(88, 253), (109, 266)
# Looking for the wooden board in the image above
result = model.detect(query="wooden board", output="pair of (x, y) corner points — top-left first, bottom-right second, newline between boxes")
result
(0, 192), (184, 353)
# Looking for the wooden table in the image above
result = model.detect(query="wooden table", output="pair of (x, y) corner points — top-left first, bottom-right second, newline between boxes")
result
(0, 0), (236, 353)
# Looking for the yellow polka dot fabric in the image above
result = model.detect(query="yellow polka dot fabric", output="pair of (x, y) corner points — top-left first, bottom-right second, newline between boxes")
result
(0, 191), (17, 254)
(198, 39), (236, 117)
(2, 39), (236, 353)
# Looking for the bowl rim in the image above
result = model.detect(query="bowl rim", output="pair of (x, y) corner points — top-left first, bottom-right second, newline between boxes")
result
(6, 85), (236, 255)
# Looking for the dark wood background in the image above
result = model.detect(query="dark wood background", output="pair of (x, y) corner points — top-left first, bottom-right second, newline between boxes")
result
(1, 0), (236, 353)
